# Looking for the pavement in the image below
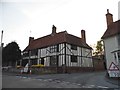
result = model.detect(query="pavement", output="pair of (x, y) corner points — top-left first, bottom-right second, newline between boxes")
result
(105, 76), (120, 86)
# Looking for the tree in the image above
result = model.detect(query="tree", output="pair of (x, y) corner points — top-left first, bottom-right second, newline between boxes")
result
(93, 40), (104, 56)
(2, 41), (21, 66)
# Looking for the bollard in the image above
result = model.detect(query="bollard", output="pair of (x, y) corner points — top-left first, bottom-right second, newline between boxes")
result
(29, 70), (31, 75)
(21, 69), (23, 74)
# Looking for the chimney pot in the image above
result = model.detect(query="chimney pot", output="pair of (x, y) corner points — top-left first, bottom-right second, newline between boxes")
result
(81, 30), (86, 43)
(52, 25), (56, 34)
(107, 9), (109, 13)
(29, 37), (34, 45)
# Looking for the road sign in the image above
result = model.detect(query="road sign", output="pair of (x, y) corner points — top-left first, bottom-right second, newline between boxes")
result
(108, 62), (119, 71)
(108, 62), (120, 77)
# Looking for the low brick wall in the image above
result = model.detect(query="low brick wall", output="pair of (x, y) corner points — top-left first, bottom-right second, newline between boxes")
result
(30, 67), (58, 74)
(30, 66), (94, 74)
(93, 59), (106, 71)
(66, 67), (94, 73)
(3, 66), (94, 74)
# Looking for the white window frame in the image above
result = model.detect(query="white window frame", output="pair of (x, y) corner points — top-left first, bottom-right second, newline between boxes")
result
(117, 51), (120, 64)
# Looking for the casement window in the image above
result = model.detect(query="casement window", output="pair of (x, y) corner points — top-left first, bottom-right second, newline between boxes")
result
(41, 58), (44, 65)
(112, 50), (120, 64)
(114, 53), (117, 60)
(31, 59), (37, 65)
(118, 34), (120, 46)
(71, 44), (77, 50)
(71, 55), (77, 62)
(17, 60), (21, 65)
(50, 56), (58, 66)
(113, 52), (117, 63)
(23, 51), (29, 57)
(50, 45), (59, 53)
(31, 49), (38, 56)
(117, 52), (120, 63)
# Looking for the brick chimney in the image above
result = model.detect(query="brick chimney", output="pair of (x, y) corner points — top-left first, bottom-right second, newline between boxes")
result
(52, 25), (56, 34)
(29, 37), (34, 45)
(106, 9), (113, 27)
(81, 30), (86, 43)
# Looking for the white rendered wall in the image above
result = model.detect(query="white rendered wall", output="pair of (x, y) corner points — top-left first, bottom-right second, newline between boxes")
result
(104, 36), (119, 69)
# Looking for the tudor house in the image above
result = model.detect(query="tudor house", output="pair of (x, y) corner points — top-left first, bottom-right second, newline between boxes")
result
(101, 9), (120, 77)
(21, 25), (93, 72)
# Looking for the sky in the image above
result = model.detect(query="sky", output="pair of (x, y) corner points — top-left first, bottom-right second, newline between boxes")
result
(0, 0), (120, 51)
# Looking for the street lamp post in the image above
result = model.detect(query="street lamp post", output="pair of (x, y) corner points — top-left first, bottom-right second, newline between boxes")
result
(1, 30), (3, 48)
(0, 30), (3, 90)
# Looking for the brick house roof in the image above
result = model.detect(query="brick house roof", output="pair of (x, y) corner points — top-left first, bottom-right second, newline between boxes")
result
(101, 20), (120, 39)
(23, 31), (92, 51)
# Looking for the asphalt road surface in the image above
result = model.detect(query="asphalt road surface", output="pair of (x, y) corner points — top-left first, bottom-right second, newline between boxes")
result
(2, 71), (120, 89)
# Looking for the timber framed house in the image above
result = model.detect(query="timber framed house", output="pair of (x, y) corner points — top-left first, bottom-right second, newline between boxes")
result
(21, 25), (93, 73)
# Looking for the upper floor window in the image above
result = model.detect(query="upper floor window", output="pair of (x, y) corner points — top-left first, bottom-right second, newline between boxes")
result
(31, 49), (38, 56)
(23, 51), (29, 57)
(71, 44), (77, 50)
(50, 44), (59, 53)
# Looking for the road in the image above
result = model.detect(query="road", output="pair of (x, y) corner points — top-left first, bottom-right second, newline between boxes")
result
(2, 71), (120, 89)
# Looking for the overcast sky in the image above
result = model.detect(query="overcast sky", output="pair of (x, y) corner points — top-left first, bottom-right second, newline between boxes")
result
(0, 0), (120, 50)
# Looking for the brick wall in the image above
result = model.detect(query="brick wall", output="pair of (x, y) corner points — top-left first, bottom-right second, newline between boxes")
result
(93, 59), (106, 71)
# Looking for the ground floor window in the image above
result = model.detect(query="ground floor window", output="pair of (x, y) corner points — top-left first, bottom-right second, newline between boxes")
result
(22, 59), (28, 67)
(71, 55), (77, 62)
(17, 60), (21, 65)
(41, 58), (44, 65)
(117, 51), (120, 63)
(50, 56), (58, 66)
(31, 59), (37, 65)
(113, 52), (117, 63)
(112, 50), (120, 64)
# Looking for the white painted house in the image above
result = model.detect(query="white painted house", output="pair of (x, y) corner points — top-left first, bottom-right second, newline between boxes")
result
(21, 25), (93, 73)
(101, 9), (120, 77)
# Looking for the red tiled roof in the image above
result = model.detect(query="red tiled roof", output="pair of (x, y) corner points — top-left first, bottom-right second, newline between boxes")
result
(23, 31), (92, 51)
(101, 20), (120, 39)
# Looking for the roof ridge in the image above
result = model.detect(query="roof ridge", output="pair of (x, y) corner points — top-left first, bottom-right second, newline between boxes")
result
(32, 31), (67, 42)
(23, 30), (92, 51)
(101, 20), (120, 39)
